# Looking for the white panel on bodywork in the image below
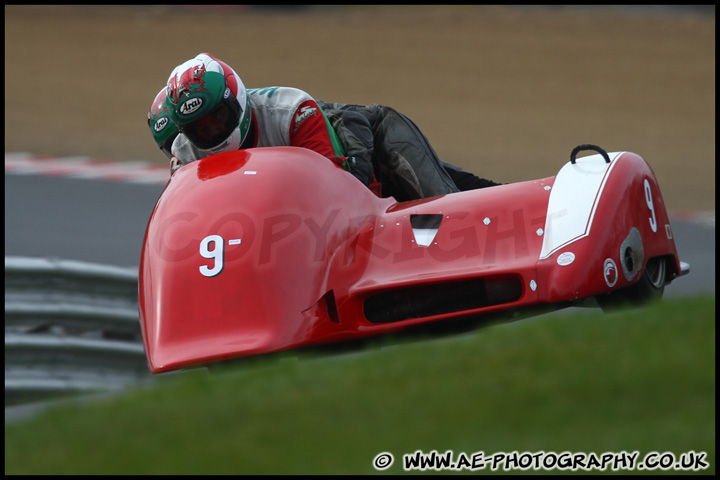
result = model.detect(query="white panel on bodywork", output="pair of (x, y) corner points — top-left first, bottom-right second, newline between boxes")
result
(412, 228), (439, 247)
(539, 152), (623, 259)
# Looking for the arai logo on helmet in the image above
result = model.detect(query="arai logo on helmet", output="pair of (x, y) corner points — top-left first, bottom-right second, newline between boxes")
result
(179, 97), (203, 115)
(154, 117), (169, 132)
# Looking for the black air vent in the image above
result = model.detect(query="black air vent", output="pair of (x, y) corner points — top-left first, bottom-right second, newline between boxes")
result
(363, 275), (523, 324)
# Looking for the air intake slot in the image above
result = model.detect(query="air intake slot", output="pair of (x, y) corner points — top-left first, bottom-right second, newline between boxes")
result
(363, 275), (523, 324)
(410, 214), (443, 247)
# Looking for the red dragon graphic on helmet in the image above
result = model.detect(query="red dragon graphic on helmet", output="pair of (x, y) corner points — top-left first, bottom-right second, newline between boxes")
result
(167, 63), (208, 106)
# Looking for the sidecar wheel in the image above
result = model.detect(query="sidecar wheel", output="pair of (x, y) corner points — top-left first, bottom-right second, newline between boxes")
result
(597, 257), (666, 312)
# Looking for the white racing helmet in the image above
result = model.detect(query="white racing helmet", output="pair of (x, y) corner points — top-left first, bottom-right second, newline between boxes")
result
(166, 53), (252, 154)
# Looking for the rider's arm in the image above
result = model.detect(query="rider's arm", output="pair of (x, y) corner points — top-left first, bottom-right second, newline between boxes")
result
(288, 99), (348, 168)
(289, 101), (381, 196)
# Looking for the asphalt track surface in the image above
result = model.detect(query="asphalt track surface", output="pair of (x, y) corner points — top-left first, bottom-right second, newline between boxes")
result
(4, 172), (714, 299)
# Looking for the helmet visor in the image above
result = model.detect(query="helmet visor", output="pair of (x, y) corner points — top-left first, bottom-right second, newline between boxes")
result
(181, 98), (241, 150)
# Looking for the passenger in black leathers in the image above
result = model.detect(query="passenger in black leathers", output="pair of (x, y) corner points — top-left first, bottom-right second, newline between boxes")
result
(318, 101), (502, 201)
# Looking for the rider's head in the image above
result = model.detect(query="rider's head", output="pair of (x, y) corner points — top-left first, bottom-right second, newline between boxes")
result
(166, 53), (251, 154)
(147, 88), (179, 159)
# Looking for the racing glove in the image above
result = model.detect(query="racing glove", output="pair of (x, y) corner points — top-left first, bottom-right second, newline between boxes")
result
(345, 155), (375, 187)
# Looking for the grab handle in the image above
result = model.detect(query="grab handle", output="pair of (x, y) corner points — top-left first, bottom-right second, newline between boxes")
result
(570, 144), (611, 164)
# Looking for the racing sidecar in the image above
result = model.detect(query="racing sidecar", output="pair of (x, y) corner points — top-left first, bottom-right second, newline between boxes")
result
(138, 145), (689, 373)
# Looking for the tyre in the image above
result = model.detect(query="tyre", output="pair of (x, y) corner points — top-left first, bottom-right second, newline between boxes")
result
(597, 257), (666, 312)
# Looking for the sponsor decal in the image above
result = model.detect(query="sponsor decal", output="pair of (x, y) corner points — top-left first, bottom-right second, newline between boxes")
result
(179, 97), (203, 115)
(154, 117), (169, 132)
(603, 258), (618, 287)
(557, 251), (575, 266)
(294, 105), (317, 129)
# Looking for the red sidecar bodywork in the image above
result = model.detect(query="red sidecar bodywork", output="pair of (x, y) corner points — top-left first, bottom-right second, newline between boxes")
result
(139, 146), (687, 373)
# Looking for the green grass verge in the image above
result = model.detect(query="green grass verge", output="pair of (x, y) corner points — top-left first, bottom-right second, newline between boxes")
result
(5, 296), (715, 475)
